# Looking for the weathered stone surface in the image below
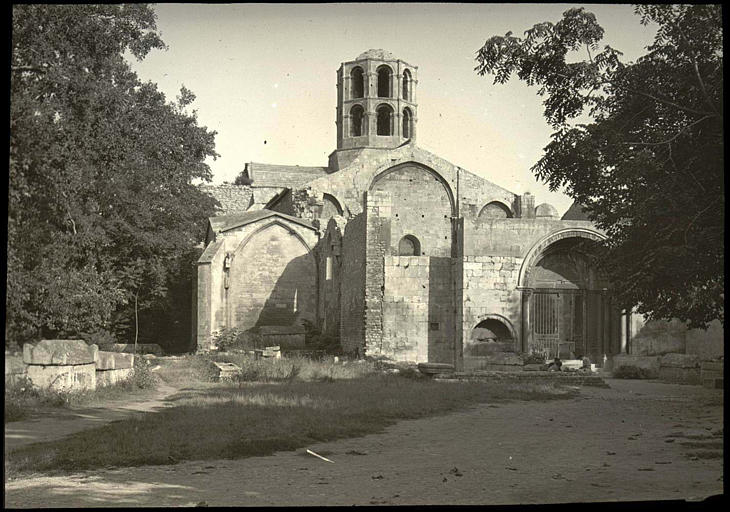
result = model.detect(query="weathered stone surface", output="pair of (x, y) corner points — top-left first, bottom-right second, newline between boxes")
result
(26, 363), (96, 391)
(260, 326), (306, 350)
(105, 343), (164, 356)
(212, 361), (241, 381)
(611, 354), (661, 377)
(660, 353), (700, 368)
(95, 351), (134, 370)
(96, 367), (134, 387)
(418, 362), (455, 375)
(23, 340), (97, 366)
(658, 366), (701, 385)
(5, 355), (27, 385)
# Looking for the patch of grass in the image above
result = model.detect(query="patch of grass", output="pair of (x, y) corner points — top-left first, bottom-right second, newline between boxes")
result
(5, 374), (575, 475)
(154, 353), (376, 387)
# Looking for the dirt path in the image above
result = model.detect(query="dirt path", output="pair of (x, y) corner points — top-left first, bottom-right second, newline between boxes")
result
(4, 382), (179, 454)
(4, 379), (723, 507)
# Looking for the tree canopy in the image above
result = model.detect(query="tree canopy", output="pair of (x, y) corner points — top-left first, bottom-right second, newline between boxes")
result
(476, 5), (723, 328)
(9, 4), (220, 349)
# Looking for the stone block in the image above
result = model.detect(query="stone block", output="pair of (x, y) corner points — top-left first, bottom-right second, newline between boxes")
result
(96, 367), (134, 387)
(611, 354), (660, 377)
(23, 339), (96, 365)
(27, 362), (96, 391)
(702, 377), (723, 389)
(95, 351), (134, 370)
(211, 361), (242, 381)
(700, 361), (723, 373)
(658, 366), (701, 385)
(660, 353), (700, 368)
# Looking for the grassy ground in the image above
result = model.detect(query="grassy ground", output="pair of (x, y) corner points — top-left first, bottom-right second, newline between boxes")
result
(6, 372), (574, 476)
(152, 352), (378, 388)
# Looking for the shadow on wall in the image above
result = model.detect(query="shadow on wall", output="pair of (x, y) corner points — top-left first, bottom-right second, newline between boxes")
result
(254, 253), (317, 330)
(427, 257), (455, 364)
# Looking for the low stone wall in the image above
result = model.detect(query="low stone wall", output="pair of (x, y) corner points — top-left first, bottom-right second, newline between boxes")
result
(611, 354), (661, 378)
(259, 326), (306, 350)
(610, 352), (719, 385)
(658, 353), (701, 385)
(15, 340), (137, 392)
(23, 339), (98, 392)
(95, 351), (135, 387)
(5, 354), (27, 385)
(102, 343), (164, 355)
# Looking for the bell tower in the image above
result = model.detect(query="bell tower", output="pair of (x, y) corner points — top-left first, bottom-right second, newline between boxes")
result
(335, 49), (418, 150)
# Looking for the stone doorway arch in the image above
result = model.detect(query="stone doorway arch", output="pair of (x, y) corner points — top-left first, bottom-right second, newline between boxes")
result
(518, 229), (621, 365)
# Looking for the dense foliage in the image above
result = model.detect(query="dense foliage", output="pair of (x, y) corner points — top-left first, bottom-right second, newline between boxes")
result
(9, 5), (219, 349)
(476, 5), (723, 328)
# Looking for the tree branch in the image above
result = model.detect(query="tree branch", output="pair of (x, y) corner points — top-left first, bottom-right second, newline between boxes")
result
(11, 65), (47, 74)
(622, 115), (712, 146)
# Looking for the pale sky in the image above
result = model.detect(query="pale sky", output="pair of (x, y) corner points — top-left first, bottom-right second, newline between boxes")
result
(128, 3), (657, 216)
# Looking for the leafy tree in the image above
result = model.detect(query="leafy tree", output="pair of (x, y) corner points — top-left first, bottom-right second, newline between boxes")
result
(476, 5), (723, 328)
(9, 4), (219, 349)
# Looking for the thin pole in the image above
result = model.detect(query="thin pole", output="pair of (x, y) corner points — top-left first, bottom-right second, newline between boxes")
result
(134, 291), (139, 356)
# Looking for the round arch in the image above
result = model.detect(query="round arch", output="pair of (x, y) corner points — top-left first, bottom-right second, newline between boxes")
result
(478, 201), (513, 220)
(472, 314), (518, 341)
(517, 228), (606, 289)
(376, 64), (393, 97)
(322, 193), (344, 216)
(368, 161), (456, 217)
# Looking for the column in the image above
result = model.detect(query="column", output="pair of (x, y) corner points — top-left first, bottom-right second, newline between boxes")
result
(521, 289), (533, 353)
(620, 310), (627, 353)
(367, 72), (375, 98)
(343, 75), (351, 101)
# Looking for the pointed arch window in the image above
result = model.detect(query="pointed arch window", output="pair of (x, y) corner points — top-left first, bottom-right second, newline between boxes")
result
(377, 65), (392, 98)
(376, 104), (394, 135)
(402, 108), (412, 139)
(350, 66), (364, 99)
(350, 104), (364, 137)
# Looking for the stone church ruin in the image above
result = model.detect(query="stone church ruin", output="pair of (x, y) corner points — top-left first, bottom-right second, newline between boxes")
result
(193, 49), (644, 371)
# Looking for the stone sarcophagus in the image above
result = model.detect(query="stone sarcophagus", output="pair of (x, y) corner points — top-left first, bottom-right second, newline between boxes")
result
(23, 339), (98, 392)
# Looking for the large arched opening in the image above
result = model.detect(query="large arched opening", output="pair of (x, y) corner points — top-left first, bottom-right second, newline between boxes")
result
(377, 65), (392, 97)
(350, 66), (364, 99)
(519, 229), (621, 364)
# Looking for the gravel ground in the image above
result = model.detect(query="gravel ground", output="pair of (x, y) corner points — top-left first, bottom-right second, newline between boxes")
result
(4, 378), (723, 507)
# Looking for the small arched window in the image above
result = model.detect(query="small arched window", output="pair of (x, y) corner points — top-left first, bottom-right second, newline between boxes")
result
(402, 108), (412, 139)
(350, 67), (364, 99)
(350, 105), (364, 137)
(377, 65), (391, 98)
(402, 69), (411, 100)
(376, 104), (393, 135)
(398, 235), (421, 256)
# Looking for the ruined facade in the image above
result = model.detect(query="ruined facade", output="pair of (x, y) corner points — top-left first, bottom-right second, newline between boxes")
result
(194, 49), (639, 370)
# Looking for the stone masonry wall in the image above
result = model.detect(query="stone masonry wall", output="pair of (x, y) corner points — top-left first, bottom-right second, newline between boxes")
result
(370, 163), (453, 257)
(339, 212), (367, 355)
(464, 218), (599, 258)
(200, 184), (253, 215)
(462, 255), (523, 359)
(363, 190), (390, 356)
